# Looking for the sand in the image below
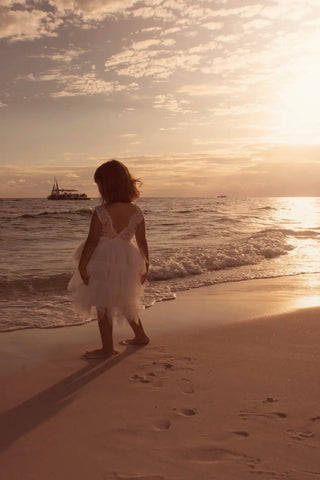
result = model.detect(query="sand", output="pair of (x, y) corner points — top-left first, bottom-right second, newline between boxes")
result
(1, 274), (320, 480)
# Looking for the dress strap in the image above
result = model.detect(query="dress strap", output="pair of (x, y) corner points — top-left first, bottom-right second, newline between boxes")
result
(132, 205), (144, 225)
(95, 205), (109, 224)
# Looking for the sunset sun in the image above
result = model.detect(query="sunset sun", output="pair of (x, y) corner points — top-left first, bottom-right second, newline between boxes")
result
(275, 73), (320, 144)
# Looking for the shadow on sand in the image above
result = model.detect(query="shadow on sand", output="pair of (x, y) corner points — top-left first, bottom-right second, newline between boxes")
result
(0, 346), (139, 453)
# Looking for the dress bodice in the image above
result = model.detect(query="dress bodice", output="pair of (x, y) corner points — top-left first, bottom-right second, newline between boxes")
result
(95, 204), (143, 241)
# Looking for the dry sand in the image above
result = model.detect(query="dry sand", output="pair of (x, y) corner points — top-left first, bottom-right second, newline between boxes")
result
(1, 274), (320, 480)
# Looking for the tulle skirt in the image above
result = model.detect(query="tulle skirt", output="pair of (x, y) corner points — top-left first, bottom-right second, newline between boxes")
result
(68, 237), (146, 323)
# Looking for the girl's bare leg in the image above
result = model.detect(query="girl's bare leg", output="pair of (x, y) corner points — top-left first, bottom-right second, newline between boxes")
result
(126, 318), (150, 345)
(84, 309), (117, 358)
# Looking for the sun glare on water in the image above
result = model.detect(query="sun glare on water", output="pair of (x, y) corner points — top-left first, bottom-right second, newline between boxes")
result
(284, 197), (320, 229)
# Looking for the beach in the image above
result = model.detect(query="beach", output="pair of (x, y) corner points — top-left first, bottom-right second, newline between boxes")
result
(1, 274), (320, 480)
(2, 0), (320, 476)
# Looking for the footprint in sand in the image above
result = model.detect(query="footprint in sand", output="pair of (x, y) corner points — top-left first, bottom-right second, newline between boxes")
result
(130, 374), (151, 384)
(239, 411), (287, 420)
(288, 430), (315, 441)
(262, 397), (279, 404)
(153, 418), (171, 431)
(311, 416), (320, 422)
(232, 431), (250, 438)
(129, 373), (163, 387)
(182, 356), (194, 362)
(179, 377), (194, 394)
(178, 407), (197, 417)
(153, 408), (197, 432)
(273, 412), (287, 418)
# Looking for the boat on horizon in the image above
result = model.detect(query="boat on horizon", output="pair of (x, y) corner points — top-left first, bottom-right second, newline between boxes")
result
(47, 177), (90, 200)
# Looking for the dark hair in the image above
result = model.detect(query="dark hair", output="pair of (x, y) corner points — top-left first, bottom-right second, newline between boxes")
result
(94, 159), (141, 204)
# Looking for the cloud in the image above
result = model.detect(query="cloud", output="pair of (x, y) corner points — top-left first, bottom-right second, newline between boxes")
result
(153, 94), (191, 114)
(131, 4), (175, 21)
(209, 4), (264, 19)
(116, 149), (320, 197)
(0, 0), (138, 42)
(1, 0), (320, 197)
(0, 6), (62, 41)
(65, 172), (80, 178)
(201, 21), (224, 31)
(0, 1), (24, 5)
(119, 133), (137, 138)
(51, 74), (128, 97)
(105, 38), (201, 79)
(49, 0), (139, 22)
(160, 26), (181, 36)
(17, 70), (136, 97)
(0, 163), (96, 197)
(1, 146), (320, 197)
(132, 39), (161, 50)
(1, 0), (318, 45)
(29, 47), (88, 63)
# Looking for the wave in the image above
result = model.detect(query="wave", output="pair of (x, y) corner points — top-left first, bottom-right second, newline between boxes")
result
(0, 273), (71, 297)
(0, 227), (312, 297)
(148, 229), (294, 281)
(256, 206), (276, 211)
(215, 216), (241, 223)
(284, 228), (320, 239)
(6, 207), (93, 221)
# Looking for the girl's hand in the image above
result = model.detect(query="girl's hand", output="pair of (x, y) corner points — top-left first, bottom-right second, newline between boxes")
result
(79, 266), (90, 285)
(140, 272), (148, 284)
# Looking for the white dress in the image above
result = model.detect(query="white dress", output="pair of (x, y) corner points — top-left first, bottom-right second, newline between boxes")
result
(68, 204), (146, 323)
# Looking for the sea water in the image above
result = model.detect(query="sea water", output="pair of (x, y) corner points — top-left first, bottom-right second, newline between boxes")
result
(0, 197), (319, 331)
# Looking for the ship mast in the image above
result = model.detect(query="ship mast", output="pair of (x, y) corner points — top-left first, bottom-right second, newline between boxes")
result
(51, 177), (59, 195)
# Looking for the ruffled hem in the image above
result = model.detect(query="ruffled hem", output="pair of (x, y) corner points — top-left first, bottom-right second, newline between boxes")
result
(68, 237), (146, 323)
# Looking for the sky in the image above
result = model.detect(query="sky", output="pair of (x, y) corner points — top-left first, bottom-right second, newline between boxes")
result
(1, 0), (320, 198)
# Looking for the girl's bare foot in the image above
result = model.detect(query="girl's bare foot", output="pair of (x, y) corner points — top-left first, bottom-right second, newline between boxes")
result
(121, 336), (150, 346)
(83, 348), (119, 359)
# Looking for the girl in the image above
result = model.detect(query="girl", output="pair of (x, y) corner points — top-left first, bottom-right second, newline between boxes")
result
(68, 160), (150, 359)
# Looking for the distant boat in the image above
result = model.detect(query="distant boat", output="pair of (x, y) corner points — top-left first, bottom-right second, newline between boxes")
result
(47, 177), (90, 200)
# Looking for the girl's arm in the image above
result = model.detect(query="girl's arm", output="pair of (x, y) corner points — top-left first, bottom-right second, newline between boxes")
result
(135, 218), (149, 284)
(78, 211), (102, 285)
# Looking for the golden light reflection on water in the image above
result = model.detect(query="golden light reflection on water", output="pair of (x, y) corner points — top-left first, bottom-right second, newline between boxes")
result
(291, 274), (320, 310)
(280, 197), (320, 229)
(281, 198), (320, 280)
(294, 295), (320, 309)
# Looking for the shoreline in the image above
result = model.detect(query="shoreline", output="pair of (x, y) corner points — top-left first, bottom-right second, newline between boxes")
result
(1, 273), (319, 376)
(1, 274), (320, 479)
(1, 270), (319, 335)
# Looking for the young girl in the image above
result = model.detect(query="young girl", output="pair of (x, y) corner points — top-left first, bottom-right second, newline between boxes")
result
(68, 160), (150, 359)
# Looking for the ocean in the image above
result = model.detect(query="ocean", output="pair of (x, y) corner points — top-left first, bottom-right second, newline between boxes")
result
(1, 196), (319, 332)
